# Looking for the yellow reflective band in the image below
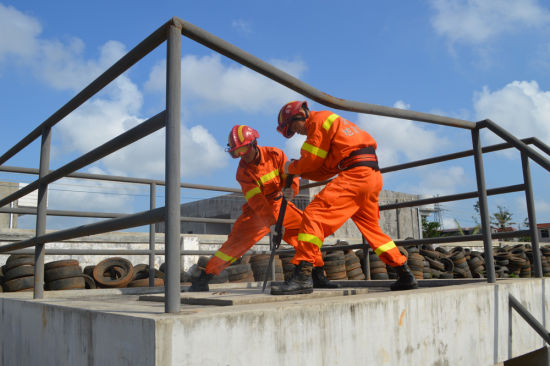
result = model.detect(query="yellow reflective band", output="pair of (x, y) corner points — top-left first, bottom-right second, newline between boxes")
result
(237, 125), (245, 143)
(298, 233), (323, 249)
(214, 250), (237, 263)
(375, 241), (397, 256)
(322, 114), (339, 131)
(258, 169), (279, 185)
(245, 186), (262, 201)
(301, 142), (327, 159)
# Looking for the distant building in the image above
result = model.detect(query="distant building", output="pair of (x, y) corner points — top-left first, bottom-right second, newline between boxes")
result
(538, 223), (550, 243)
(157, 179), (425, 241)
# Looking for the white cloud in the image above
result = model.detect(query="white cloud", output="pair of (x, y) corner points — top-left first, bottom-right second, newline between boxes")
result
(414, 166), (467, 196)
(283, 134), (307, 160)
(356, 101), (451, 166)
(474, 80), (550, 145)
(0, 3), (41, 60)
(429, 0), (550, 44)
(145, 54), (306, 113)
(56, 75), (228, 179)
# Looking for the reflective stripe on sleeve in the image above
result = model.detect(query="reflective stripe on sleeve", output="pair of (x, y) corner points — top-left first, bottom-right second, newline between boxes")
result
(245, 186), (261, 201)
(322, 114), (339, 131)
(301, 142), (328, 159)
(374, 241), (397, 256)
(214, 250), (238, 263)
(298, 233), (323, 249)
(258, 169), (279, 185)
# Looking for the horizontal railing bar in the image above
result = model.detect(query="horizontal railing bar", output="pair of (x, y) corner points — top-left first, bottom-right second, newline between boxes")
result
(380, 184), (525, 211)
(0, 207), (238, 224)
(0, 165), (242, 194)
(173, 17), (475, 130)
(0, 207), (165, 253)
(532, 137), (550, 157)
(481, 119), (550, 172)
(0, 111), (166, 208)
(0, 21), (170, 166)
(509, 294), (550, 344)
(299, 138), (537, 191)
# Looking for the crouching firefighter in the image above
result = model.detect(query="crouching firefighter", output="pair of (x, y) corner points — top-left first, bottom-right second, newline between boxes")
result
(190, 124), (338, 291)
(270, 101), (418, 295)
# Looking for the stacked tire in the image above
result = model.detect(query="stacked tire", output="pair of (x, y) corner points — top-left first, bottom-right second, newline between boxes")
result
(93, 257), (134, 288)
(2, 254), (35, 292)
(226, 263), (254, 283)
(344, 250), (365, 280)
(450, 247), (472, 278)
(249, 254), (284, 281)
(406, 248), (424, 280)
(369, 252), (389, 280)
(45, 260), (87, 290)
(323, 251), (347, 280)
(467, 251), (485, 278)
(128, 264), (164, 287)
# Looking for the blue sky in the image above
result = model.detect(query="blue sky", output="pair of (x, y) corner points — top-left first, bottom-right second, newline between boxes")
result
(1, 0), (550, 232)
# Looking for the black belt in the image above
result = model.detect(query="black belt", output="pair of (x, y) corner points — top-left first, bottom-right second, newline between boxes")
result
(338, 146), (379, 171)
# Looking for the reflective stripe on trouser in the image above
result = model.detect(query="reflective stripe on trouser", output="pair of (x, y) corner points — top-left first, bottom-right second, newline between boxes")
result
(291, 166), (406, 267)
(205, 200), (323, 275)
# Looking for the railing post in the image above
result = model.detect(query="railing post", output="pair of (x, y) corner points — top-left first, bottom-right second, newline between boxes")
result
(149, 182), (157, 286)
(165, 23), (182, 313)
(34, 126), (51, 299)
(471, 127), (496, 283)
(362, 236), (371, 280)
(521, 152), (543, 277)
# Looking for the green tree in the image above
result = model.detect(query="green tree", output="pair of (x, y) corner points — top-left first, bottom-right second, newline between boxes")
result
(422, 217), (441, 238)
(490, 206), (515, 230)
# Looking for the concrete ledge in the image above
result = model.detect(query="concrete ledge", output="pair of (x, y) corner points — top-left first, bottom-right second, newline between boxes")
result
(1, 279), (548, 365)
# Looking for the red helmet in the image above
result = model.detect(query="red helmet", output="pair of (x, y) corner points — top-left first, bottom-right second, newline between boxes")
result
(226, 124), (259, 158)
(277, 101), (308, 138)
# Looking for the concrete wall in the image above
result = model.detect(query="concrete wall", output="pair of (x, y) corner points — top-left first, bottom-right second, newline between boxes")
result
(0, 182), (18, 229)
(0, 279), (547, 365)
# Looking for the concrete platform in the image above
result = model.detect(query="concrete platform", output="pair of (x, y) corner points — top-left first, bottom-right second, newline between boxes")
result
(1, 279), (548, 365)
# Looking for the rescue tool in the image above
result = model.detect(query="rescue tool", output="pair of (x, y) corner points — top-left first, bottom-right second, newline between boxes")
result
(262, 174), (294, 293)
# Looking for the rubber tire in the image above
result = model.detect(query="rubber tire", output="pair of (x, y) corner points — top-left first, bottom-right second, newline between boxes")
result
(4, 265), (35, 281)
(46, 276), (85, 291)
(4, 276), (34, 292)
(128, 278), (164, 287)
(45, 259), (80, 271)
(93, 257), (134, 288)
(4, 256), (34, 272)
(45, 265), (82, 282)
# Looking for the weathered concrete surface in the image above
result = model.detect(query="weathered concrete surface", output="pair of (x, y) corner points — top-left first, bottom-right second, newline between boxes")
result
(0, 279), (548, 365)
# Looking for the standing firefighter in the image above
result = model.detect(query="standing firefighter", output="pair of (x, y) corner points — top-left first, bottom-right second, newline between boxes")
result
(190, 124), (337, 291)
(271, 101), (418, 295)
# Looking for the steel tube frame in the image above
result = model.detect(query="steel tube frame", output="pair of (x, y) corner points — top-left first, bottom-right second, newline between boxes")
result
(149, 182), (157, 286)
(481, 119), (550, 172)
(509, 294), (550, 344)
(471, 127), (496, 283)
(164, 24), (182, 313)
(0, 111), (166, 208)
(33, 126), (51, 298)
(0, 21), (169, 166)
(172, 18), (475, 129)
(522, 152), (543, 277)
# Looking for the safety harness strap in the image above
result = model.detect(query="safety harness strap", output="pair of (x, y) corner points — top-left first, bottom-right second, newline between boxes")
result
(338, 146), (379, 171)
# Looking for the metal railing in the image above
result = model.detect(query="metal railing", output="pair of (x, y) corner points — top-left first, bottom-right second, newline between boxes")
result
(509, 294), (550, 346)
(0, 17), (549, 313)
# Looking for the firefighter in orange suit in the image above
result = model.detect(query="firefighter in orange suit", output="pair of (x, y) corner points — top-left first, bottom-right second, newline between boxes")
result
(190, 124), (338, 291)
(270, 101), (418, 295)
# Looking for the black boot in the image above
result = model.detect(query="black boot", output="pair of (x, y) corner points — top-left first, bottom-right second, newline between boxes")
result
(390, 263), (418, 291)
(271, 261), (313, 295)
(189, 268), (213, 292)
(312, 266), (340, 288)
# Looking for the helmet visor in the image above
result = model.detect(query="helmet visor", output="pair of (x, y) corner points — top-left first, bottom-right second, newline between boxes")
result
(226, 144), (251, 158)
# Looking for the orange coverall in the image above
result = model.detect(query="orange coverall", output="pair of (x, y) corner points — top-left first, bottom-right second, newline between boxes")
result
(286, 111), (407, 268)
(205, 146), (323, 275)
